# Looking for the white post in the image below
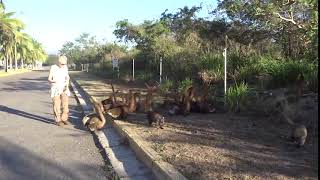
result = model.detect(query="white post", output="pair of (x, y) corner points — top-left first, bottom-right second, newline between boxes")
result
(117, 59), (120, 78)
(159, 57), (162, 83)
(112, 56), (114, 72)
(132, 58), (135, 81)
(224, 48), (227, 95)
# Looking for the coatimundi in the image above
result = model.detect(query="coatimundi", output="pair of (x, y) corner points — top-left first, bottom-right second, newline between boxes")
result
(137, 83), (158, 112)
(82, 101), (106, 131)
(168, 85), (215, 115)
(291, 124), (308, 147)
(128, 90), (139, 113)
(105, 105), (129, 119)
(277, 98), (308, 148)
(167, 86), (193, 116)
(147, 111), (165, 129)
(282, 113), (308, 147)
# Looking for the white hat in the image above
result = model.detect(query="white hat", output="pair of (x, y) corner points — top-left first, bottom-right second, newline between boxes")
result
(58, 55), (67, 64)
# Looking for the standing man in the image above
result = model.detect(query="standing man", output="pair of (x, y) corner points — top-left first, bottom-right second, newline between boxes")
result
(48, 55), (71, 126)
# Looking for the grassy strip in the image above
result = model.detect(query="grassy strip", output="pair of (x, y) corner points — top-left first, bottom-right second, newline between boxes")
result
(0, 69), (32, 77)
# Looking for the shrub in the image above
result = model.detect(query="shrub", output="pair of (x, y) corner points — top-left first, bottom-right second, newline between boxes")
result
(303, 64), (318, 92)
(257, 58), (317, 89)
(226, 82), (250, 113)
(136, 71), (154, 82)
(178, 78), (193, 94)
(159, 79), (174, 94)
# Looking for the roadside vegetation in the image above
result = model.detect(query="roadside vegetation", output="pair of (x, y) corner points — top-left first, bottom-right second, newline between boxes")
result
(60, 0), (317, 107)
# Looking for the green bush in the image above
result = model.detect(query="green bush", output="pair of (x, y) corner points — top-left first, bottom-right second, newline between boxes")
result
(199, 53), (224, 70)
(257, 58), (317, 89)
(178, 78), (193, 94)
(136, 71), (154, 82)
(159, 79), (174, 94)
(226, 82), (250, 113)
(303, 64), (318, 92)
(236, 63), (263, 83)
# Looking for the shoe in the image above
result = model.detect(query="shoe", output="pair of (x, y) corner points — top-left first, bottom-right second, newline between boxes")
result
(62, 120), (70, 125)
(56, 121), (64, 127)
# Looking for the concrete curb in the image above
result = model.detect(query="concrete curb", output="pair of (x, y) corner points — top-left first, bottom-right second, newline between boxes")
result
(70, 80), (122, 178)
(70, 78), (188, 180)
(70, 79), (154, 180)
(112, 120), (187, 180)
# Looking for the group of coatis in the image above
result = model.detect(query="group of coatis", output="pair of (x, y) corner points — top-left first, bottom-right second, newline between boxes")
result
(83, 80), (308, 148)
(167, 85), (216, 116)
(83, 82), (217, 131)
(83, 83), (165, 130)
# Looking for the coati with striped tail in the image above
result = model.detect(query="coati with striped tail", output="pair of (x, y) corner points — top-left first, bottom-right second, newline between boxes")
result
(105, 105), (129, 119)
(282, 113), (308, 147)
(101, 83), (129, 119)
(137, 83), (158, 112)
(168, 86), (193, 116)
(128, 90), (139, 113)
(137, 83), (165, 128)
(82, 100), (106, 131)
(276, 97), (308, 148)
(168, 85), (215, 115)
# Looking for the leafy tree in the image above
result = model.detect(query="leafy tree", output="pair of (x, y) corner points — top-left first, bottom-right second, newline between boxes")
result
(215, 0), (318, 58)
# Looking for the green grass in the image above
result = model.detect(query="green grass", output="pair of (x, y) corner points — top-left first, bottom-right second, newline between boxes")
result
(0, 69), (32, 77)
(226, 82), (250, 113)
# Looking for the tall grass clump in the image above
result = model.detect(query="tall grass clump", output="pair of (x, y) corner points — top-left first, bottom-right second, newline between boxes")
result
(303, 63), (318, 92)
(257, 57), (317, 89)
(136, 71), (154, 82)
(159, 79), (174, 94)
(178, 78), (193, 94)
(226, 82), (250, 113)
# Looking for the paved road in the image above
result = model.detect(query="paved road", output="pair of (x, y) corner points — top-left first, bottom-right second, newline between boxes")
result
(0, 70), (111, 180)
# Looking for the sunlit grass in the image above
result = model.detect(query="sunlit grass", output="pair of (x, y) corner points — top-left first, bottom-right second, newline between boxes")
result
(0, 69), (32, 77)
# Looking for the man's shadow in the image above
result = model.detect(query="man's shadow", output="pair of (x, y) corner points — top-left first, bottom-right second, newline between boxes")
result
(0, 105), (55, 124)
(0, 105), (89, 132)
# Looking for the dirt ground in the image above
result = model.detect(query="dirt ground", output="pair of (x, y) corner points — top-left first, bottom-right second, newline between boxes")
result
(89, 76), (318, 180)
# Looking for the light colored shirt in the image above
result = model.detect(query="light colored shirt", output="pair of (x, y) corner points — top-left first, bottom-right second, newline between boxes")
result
(49, 64), (70, 98)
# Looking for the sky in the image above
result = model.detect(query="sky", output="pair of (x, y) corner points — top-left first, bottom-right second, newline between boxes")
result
(5, 0), (217, 54)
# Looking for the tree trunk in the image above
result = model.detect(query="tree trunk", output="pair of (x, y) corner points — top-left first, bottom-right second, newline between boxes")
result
(288, 33), (292, 58)
(9, 54), (12, 69)
(14, 44), (17, 70)
(21, 58), (24, 69)
(5, 54), (8, 72)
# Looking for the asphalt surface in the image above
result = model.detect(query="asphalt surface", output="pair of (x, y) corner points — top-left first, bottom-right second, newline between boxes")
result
(0, 70), (111, 180)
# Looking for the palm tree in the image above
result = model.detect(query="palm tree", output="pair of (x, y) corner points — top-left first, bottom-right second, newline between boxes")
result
(1, 3), (46, 72)
(17, 33), (32, 68)
(0, 8), (24, 72)
(0, 0), (5, 11)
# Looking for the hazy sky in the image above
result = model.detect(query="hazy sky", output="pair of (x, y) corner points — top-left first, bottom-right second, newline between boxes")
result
(5, 0), (217, 54)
